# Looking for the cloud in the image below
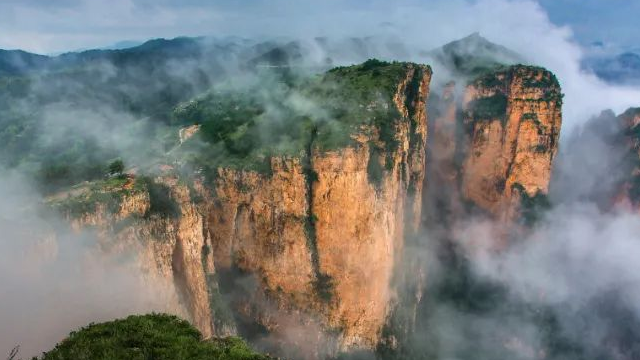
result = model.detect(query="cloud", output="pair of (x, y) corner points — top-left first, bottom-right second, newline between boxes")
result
(0, 170), (182, 358)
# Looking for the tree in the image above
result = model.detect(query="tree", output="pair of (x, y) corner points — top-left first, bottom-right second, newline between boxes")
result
(107, 159), (125, 177)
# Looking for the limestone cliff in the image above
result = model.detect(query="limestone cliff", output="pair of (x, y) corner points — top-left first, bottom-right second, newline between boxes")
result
(206, 64), (431, 351)
(612, 108), (640, 210)
(53, 177), (215, 339)
(459, 65), (562, 222)
(52, 62), (432, 355)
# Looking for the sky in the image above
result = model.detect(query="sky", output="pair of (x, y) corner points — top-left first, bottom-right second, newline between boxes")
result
(0, 0), (637, 54)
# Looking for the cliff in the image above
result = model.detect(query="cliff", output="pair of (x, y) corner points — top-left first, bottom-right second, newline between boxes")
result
(612, 108), (640, 210)
(47, 60), (564, 356)
(205, 62), (431, 352)
(50, 61), (432, 355)
(459, 65), (562, 222)
(50, 176), (216, 339)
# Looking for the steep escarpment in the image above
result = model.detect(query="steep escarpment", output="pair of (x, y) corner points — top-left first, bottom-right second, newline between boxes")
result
(50, 176), (216, 339)
(423, 65), (562, 229)
(205, 63), (431, 351)
(611, 108), (640, 209)
(460, 65), (562, 222)
(50, 61), (431, 355)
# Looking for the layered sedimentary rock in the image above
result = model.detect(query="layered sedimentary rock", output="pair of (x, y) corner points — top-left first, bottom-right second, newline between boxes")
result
(54, 62), (431, 354)
(206, 64), (431, 351)
(459, 66), (563, 221)
(56, 178), (215, 339)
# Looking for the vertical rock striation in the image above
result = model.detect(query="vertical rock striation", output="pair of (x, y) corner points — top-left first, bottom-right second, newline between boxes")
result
(55, 62), (431, 354)
(207, 64), (431, 350)
(460, 65), (562, 222)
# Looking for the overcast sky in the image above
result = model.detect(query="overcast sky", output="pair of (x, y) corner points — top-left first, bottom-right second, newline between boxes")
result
(0, 0), (637, 54)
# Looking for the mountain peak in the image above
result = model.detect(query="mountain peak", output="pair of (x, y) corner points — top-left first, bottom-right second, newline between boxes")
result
(427, 32), (523, 77)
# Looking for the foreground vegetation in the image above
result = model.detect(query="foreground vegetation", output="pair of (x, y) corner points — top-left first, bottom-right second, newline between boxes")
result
(31, 314), (272, 360)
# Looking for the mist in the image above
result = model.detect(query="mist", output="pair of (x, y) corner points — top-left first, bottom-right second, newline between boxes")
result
(0, 169), (184, 358)
(1, 0), (640, 359)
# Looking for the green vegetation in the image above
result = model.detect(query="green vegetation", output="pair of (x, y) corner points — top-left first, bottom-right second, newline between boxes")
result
(137, 177), (181, 219)
(48, 176), (180, 220)
(48, 177), (135, 217)
(473, 70), (507, 88)
(467, 93), (508, 122)
(171, 60), (425, 177)
(512, 182), (551, 226)
(107, 159), (125, 177)
(367, 144), (385, 188)
(36, 314), (271, 360)
(466, 64), (563, 128)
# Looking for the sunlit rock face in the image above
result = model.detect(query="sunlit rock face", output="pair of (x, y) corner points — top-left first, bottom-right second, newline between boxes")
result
(57, 62), (431, 355)
(53, 59), (566, 357)
(460, 66), (562, 223)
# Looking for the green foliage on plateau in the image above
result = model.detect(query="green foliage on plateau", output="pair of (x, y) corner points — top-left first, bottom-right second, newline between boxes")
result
(48, 177), (135, 216)
(466, 64), (563, 126)
(36, 314), (272, 360)
(171, 60), (425, 175)
(473, 70), (507, 88)
(48, 176), (180, 220)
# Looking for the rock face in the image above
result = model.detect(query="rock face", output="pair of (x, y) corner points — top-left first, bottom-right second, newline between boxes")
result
(54, 62), (564, 356)
(459, 66), (562, 221)
(59, 63), (431, 355)
(612, 108), (640, 210)
(62, 179), (215, 339)
(207, 64), (431, 351)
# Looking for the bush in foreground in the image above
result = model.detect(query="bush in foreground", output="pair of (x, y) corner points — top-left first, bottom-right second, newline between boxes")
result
(36, 314), (272, 360)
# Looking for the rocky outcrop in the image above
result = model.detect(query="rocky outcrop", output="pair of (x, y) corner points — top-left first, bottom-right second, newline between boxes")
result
(206, 64), (431, 351)
(58, 178), (215, 339)
(54, 62), (563, 356)
(57, 63), (431, 355)
(611, 108), (640, 210)
(460, 65), (562, 222)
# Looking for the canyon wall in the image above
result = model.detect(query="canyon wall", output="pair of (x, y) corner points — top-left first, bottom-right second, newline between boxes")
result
(52, 62), (565, 356)
(460, 66), (562, 222)
(55, 63), (431, 354)
(205, 64), (431, 351)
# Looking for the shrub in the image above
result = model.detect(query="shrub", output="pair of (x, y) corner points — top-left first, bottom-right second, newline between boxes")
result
(107, 159), (125, 177)
(37, 314), (271, 360)
(468, 93), (508, 121)
(512, 183), (551, 226)
(367, 144), (384, 188)
(137, 177), (181, 219)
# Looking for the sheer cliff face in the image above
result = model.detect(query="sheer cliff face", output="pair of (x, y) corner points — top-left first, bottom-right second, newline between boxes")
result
(54, 61), (564, 355)
(63, 179), (215, 339)
(460, 66), (562, 221)
(59, 63), (431, 353)
(207, 65), (431, 350)
(614, 108), (640, 210)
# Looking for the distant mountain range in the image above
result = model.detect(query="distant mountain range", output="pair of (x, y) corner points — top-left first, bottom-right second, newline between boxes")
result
(2, 33), (638, 86)
(583, 52), (640, 85)
(0, 33), (523, 79)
